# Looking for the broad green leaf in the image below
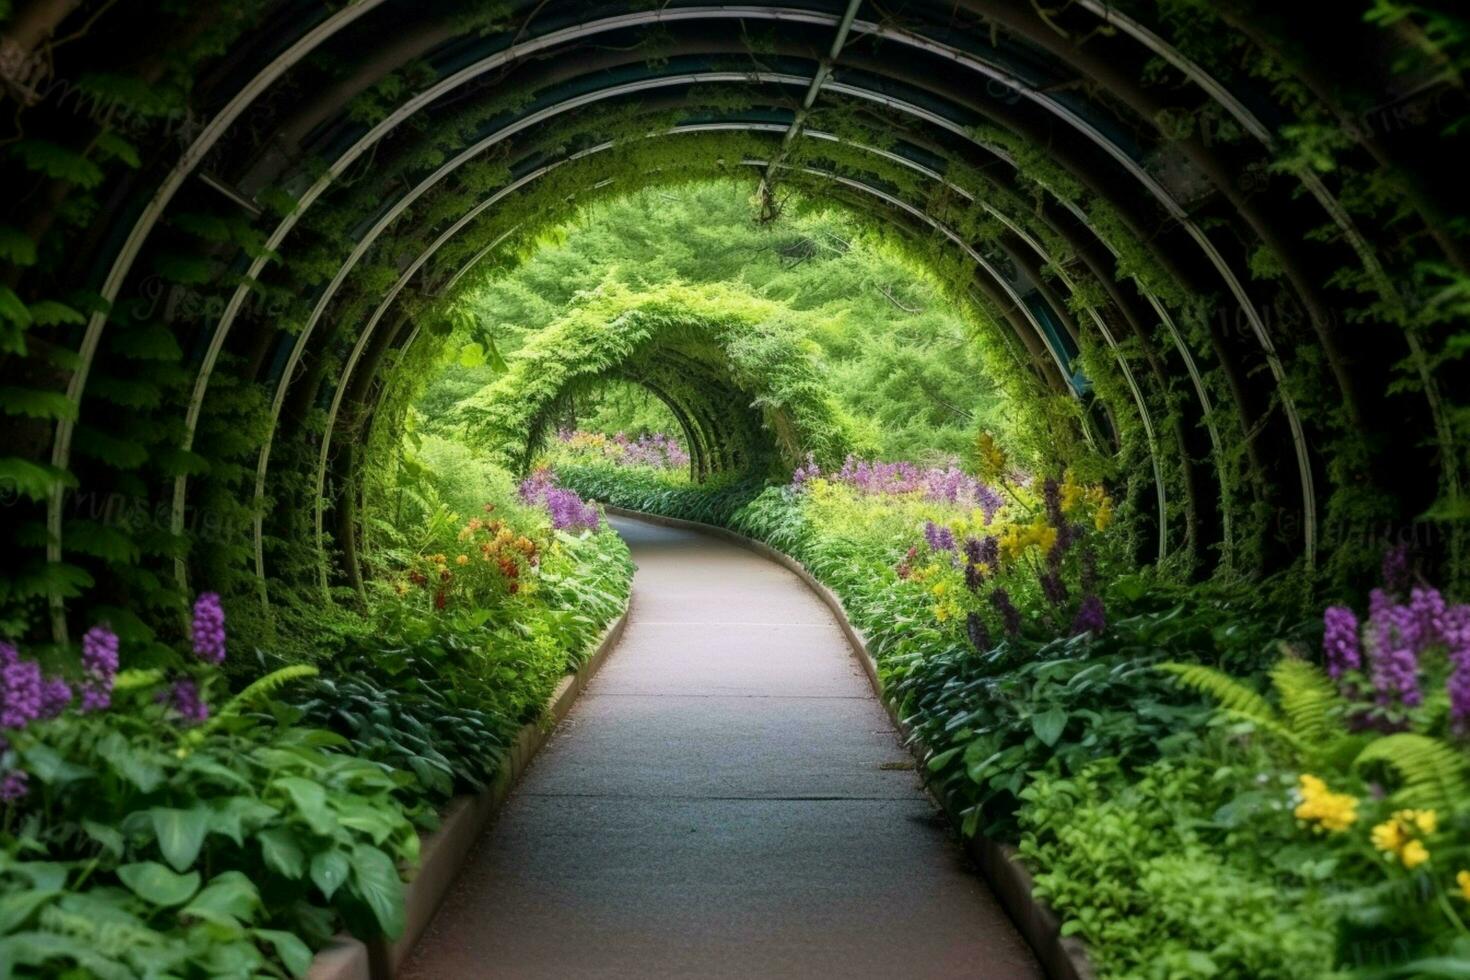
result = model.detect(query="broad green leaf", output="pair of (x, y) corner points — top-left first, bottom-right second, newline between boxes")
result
(97, 731), (164, 793)
(257, 828), (306, 879)
(1030, 707), (1068, 747)
(351, 844), (405, 939)
(117, 862), (200, 907)
(310, 849), (350, 900)
(0, 889), (58, 933)
(81, 819), (125, 858)
(19, 744), (93, 785)
(254, 928), (313, 978)
(181, 871), (260, 929)
(273, 776), (336, 836)
(149, 806), (210, 872)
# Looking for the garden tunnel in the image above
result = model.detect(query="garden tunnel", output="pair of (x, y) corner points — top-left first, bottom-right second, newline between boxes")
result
(451, 281), (852, 481)
(0, 0), (1466, 647)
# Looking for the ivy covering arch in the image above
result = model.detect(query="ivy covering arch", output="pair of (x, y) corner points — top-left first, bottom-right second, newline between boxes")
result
(452, 282), (854, 478)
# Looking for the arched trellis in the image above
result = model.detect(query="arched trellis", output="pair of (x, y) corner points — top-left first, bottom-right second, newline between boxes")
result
(12, 0), (1462, 641)
(59, 3), (1327, 603)
(298, 141), (1172, 597)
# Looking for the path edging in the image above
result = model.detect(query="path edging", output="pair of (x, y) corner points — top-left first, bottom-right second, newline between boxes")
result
(306, 603), (632, 980)
(605, 505), (1094, 980)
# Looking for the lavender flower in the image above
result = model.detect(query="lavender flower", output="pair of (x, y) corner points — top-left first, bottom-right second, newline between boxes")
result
(791, 453), (820, 488)
(1370, 596), (1423, 707)
(966, 611), (992, 653)
(1071, 595), (1106, 636)
(923, 521), (955, 553)
(0, 646), (42, 730)
(0, 769), (28, 804)
(976, 485), (1004, 524)
(989, 588), (1022, 637)
(1322, 606), (1361, 679)
(545, 487), (600, 531)
(1443, 604), (1470, 731)
(79, 625), (119, 714)
(191, 592), (227, 664)
(1410, 587), (1447, 648)
(38, 677), (71, 720)
(166, 679), (209, 725)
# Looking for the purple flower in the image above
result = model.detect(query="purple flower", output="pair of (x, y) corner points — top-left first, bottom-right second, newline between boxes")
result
(1, 644), (42, 730)
(518, 467), (557, 505)
(0, 769), (28, 804)
(1370, 594), (1423, 707)
(545, 487), (600, 531)
(1042, 476), (1064, 529)
(924, 521), (955, 553)
(1410, 587), (1447, 648)
(1381, 544), (1410, 595)
(1444, 605), (1470, 731)
(791, 453), (820, 489)
(1039, 570), (1069, 607)
(989, 588), (1022, 637)
(190, 593), (227, 664)
(38, 676), (71, 720)
(1071, 595), (1106, 636)
(79, 625), (119, 714)
(1322, 606), (1361, 679)
(165, 679), (209, 725)
(976, 485), (1004, 524)
(966, 611), (992, 653)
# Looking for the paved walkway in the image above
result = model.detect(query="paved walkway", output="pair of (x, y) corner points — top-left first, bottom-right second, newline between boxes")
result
(402, 517), (1041, 978)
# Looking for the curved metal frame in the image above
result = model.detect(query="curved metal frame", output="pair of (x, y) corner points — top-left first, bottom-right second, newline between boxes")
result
(31, 1), (1361, 627)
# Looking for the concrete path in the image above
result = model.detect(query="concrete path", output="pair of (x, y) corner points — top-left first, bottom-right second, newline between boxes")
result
(401, 517), (1041, 979)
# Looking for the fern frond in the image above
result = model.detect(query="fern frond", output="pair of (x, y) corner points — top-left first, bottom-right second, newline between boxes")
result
(210, 665), (319, 726)
(1158, 662), (1304, 751)
(1354, 733), (1470, 810)
(1270, 658), (1345, 748)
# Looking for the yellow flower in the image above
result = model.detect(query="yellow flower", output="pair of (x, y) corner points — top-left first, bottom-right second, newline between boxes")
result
(1457, 870), (1470, 901)
(1409, 809), (1438, 835)
(1059, 471), (1084, 515)
(1400, 839), (1429, 870)
(456, 554), (469, 566)
(934, 604), (952, 623)
(1294, 774), (1358, 833)
(1371, 819), (1406, 854)
(932, 582), (949, 597)
(1094, 498), (1114, 532)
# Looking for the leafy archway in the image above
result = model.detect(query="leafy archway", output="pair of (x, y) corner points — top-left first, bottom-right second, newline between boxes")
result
(452, 282), (855, 480)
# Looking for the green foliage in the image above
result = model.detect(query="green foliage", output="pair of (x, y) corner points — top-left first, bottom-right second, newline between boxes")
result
(453, 280), (854, 476)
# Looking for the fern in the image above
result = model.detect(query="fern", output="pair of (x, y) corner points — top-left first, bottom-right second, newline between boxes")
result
(208, 665), (320, 728)
(1354, 733), (1470, 810)
(1270, 656), (1345, 748)
(1158, 662), (1305, 751)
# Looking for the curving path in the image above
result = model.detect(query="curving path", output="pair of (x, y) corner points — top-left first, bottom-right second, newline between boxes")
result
(402, 517), (1041, 978)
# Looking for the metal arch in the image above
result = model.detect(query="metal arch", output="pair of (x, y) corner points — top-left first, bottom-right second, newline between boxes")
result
(45, 0), (389, 639)
(144, 4), (1268, 595)
(244, 71), (1113, 591)
(150, 10), (1303, 583)
(305, 126), (1174, 591)
(252, 139), (620, 599)
(823, 29), (1317, 565)
(308, 121), (1145, 569)
(53, 1), (1319, 636)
